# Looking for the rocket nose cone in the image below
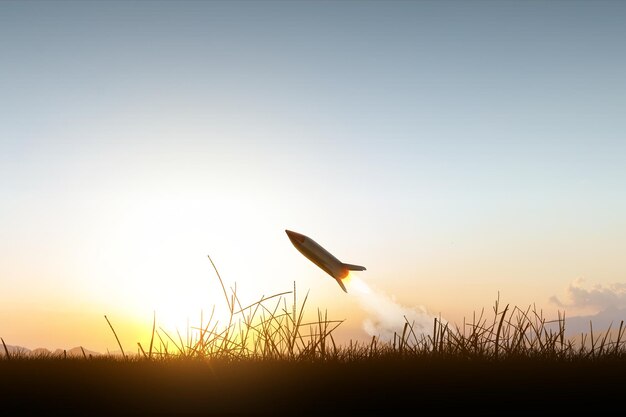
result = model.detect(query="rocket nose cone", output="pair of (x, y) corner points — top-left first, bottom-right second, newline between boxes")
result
(285, 230), (305, 244)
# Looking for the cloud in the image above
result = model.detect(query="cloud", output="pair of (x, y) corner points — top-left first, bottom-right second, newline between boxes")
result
(550, 279), (626, 311)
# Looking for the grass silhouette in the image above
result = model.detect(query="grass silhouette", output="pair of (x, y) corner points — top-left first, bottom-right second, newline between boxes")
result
(112, 257), (626, 361)
(1, 257), (625, 415)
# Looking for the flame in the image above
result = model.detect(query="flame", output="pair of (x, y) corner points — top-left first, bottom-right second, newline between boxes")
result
(342, 272), (371, 294)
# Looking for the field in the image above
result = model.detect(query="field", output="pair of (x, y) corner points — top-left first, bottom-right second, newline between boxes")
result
(2, 269), (626, 416)
(2, 354), (625, 416)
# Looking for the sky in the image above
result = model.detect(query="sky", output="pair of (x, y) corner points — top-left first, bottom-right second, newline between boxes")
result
(1, 0), (626, 352)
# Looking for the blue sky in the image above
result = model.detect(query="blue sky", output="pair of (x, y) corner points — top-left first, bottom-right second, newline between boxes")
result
(1, 1), (626, 350)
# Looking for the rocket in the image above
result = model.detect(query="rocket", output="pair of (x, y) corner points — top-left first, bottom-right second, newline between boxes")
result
(286, 229), (366, 293)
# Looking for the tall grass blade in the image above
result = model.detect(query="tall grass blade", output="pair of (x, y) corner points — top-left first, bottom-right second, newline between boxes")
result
(149, 311), (156, 359)
(104, 315), (126, 359)
(1, 337), (10, 360)
(208, 254), (231, 313)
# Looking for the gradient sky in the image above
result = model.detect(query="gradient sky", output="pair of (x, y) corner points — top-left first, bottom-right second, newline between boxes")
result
(2, 0), (626, 352)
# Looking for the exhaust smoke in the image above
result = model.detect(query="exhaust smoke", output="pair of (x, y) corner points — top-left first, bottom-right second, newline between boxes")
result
(346, 274), (440, 342)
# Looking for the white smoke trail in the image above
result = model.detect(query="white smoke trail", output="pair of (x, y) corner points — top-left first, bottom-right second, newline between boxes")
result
(347, 274), (440, 342)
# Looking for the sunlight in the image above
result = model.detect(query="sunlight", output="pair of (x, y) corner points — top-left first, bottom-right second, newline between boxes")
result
(83, 188), (285, 337)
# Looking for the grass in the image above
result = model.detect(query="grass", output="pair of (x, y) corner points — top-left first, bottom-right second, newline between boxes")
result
(1, 257), (625, 415)
(115, 258), (626, 361)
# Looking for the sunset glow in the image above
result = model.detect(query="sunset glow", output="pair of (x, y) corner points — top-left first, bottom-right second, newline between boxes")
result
(2, 1), (626, 355)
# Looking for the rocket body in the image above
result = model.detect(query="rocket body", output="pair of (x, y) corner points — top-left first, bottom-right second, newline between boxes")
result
(286, 230), (365, 293)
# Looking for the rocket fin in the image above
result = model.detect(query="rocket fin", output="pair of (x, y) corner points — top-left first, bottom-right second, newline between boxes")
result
(336, 278), (348, 293)
(343, 263), (366, 271)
